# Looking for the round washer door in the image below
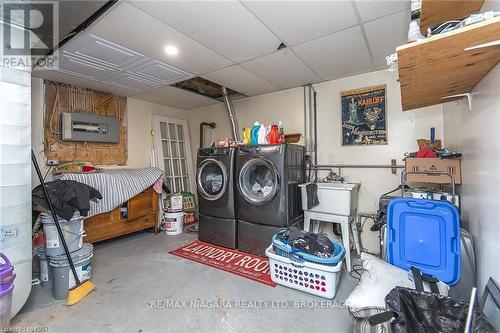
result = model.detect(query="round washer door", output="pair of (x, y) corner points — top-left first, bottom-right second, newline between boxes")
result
(197, 159), (227, 201)
(238, 157), (280, 205)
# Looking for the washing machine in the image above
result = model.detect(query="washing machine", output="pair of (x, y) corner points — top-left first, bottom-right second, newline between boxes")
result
(236, 144), (305, 256)
(196, 147), (237, 249)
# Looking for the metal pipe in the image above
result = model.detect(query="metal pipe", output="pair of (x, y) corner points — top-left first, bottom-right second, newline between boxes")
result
(313, 164), (405, 169)
(303, 86), (307, 152)
(222, 86), (240, 142)
(308, 85), (313, 154)
(313, 90), (318, 181)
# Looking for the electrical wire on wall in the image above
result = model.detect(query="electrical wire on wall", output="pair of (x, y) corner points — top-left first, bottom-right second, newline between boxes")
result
(46, 81), (125, 154)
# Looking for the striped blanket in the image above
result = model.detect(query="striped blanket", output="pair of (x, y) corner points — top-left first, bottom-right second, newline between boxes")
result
(60, 167), (164, 217)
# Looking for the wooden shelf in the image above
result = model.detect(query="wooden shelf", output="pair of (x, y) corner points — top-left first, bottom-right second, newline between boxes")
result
(397, 17), (500, 112)
(419, 0), (485, 35)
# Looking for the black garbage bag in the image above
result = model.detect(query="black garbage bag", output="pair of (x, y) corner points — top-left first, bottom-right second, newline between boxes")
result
(370, 286), (496, 333)
(276, 227), (333, 258)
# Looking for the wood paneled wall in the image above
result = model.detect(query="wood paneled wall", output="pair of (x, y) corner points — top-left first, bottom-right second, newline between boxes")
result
(43, 81), (128, 165)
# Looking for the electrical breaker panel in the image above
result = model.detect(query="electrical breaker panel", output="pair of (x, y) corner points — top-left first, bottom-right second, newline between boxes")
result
(61, 112), (120, 143)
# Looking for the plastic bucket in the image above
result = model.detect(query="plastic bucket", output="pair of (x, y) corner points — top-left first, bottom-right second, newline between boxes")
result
(163, 211), (184, 235)
(35, 247), (52, 289)
(0, 253), (13, 279)
(0, 284), (14, 329)
(49, 243), (93, 300)
(0, 253), (15, 287)
(41, 212), (84, 257)
(0, 253), (14, 329)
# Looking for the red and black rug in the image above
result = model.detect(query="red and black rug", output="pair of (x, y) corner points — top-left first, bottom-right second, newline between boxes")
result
(170, 241), (276, 287)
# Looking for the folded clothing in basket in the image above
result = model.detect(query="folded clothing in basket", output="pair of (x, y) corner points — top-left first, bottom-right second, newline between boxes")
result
(276, 227), (333, 258)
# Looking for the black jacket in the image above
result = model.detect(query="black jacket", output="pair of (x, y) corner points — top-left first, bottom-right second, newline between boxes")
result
(32, 180), (102, 220)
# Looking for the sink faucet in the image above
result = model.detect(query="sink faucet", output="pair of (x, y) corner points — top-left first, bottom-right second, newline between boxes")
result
(323, 169), (344, 183)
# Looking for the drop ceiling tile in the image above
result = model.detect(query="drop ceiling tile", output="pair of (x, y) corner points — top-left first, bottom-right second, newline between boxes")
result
(241, 49), (321, 89)
(88, 2), (232, 74)
(355, 0), (410, 22)
(63, 33), (143, 70)
(140, 85), (221, 110)
(132, 93), (194, 109)
(32, 69), (140, 97)
(202, 65), (280, 96)
(129, 59), (192, 84)
(103, 73), (164, 92)
(292, 26), (373, 81)
(364, 10), (409, 69)
(243, 1), (358, 46)
(131, 1), (281, 63)
(56, 32), (192, 93)
(57, 54), (113, 81)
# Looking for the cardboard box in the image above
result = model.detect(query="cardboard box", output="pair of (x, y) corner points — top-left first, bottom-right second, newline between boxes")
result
(405, 158), (461, 184)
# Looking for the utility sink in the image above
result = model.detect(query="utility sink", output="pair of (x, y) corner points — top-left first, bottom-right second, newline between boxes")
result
(299, 182), (360, 216)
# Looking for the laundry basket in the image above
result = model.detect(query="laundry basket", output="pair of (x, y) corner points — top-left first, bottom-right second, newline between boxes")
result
(271, 234), (345, 265)
(266, 245), (343, 299)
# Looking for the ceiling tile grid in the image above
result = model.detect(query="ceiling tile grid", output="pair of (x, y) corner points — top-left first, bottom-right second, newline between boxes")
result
(354, 0), (410, 23)
(242, 0), (358, 46)
(137, 85), (221, 110)
(364, 10), (410, 69)
(292, 26), (373, 81)
(131, 0), (282, 63)
(202, 65), (280, 96)
(46, 0), (412, 109)
(56, 32), (192, 93)
(241, 48), (322, 89)
(89, 2), (232, 74)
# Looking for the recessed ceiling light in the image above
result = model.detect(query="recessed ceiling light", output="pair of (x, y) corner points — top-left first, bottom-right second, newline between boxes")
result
(164, 45), (178, 56)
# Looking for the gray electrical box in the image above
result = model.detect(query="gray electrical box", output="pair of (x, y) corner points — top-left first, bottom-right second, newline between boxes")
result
(61, 112), (120, 143)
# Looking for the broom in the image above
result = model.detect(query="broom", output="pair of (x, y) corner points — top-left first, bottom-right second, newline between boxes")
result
(32, 150), (95, 305)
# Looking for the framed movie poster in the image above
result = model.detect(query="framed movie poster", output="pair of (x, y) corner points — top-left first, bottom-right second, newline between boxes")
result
(341, 84), (387, 146)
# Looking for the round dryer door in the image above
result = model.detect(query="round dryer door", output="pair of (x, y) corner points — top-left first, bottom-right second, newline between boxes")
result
(197, 159), (227, 201)
(238, 157), (280, 205)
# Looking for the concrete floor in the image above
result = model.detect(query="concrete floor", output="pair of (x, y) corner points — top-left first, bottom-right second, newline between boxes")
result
(12, 231), (357, 333)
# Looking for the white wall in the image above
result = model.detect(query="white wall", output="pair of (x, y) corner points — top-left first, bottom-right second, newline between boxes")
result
(31, 78), (188, 184)
(188, 69), (444, 252)
(443, 64), (500, 295)
(126, 97), (188, 168)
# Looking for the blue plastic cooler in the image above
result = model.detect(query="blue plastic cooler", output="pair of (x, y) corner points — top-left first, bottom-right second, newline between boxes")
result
(387, 198), (460, 285)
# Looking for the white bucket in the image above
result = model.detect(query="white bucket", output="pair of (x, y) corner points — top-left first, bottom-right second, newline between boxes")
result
(163, 211), (184, 235)
(41, 212), (84, 257)
(49, 243), (93, 300)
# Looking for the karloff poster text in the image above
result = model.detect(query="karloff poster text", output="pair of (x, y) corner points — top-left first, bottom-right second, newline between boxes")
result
(341, 84), (387, 146)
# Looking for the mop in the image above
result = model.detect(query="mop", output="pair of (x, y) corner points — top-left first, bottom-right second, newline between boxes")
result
(31, 150), (95, 305)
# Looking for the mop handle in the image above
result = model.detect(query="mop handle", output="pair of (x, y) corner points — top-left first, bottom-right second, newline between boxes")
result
(464, 287), (477, 333)
(31, 150), (81, 285)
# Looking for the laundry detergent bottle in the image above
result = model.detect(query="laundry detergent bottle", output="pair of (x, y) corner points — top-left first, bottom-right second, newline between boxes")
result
(257, 124), (267, 144)
(250, 122), (260, 145)
(268, 122), (279, 144)
(243, 127), (252, 145)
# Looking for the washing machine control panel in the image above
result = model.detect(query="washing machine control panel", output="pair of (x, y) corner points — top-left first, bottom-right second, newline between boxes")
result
(238, 144), (282, 155)
(199, 147), (231, 156)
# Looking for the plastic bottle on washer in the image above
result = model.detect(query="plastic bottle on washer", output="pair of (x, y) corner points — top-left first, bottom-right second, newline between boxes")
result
(257, 124), (267, 144)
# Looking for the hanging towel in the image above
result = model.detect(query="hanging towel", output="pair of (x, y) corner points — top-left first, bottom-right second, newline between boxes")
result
(305, 183), (319, 209)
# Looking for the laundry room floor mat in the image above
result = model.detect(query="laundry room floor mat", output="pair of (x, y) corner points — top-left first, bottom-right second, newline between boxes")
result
(170, 241), (276, 287)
